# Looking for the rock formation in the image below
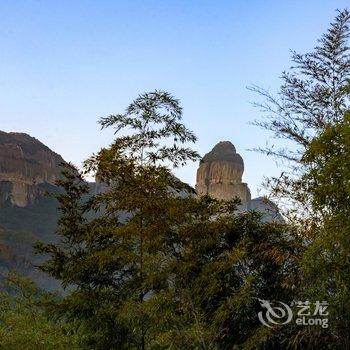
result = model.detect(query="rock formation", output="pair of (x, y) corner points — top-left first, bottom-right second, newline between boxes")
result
(196, 141), (251, 203)
(196, 141), (283, 223)
(0, 131), (64, 207)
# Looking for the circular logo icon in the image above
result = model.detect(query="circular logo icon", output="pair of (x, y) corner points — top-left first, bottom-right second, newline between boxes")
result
(258, 299), (293, 328)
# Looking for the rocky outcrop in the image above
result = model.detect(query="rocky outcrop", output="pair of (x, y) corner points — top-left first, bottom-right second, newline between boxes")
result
(0, 131), (64, 207)
(196, 141), (251, 203)
(196, 141), (283, 223)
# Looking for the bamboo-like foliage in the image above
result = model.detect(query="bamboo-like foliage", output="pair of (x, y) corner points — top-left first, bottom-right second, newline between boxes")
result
(37, 91), (299, 349)
(251, 9), (350, 349)
(250, 9), (350, 224)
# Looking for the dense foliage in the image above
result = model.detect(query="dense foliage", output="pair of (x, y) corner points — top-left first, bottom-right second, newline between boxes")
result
(0, 272), (82, 349)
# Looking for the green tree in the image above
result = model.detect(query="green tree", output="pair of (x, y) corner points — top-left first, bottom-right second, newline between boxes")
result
(288, 111), (350, 349)
(37, 90), (200, 349)
(250, 9), (350, 222)
(252, 9), (350, 349)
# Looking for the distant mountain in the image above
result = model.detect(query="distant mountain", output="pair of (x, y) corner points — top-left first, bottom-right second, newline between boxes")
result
(0, 131), (68, 289)
(0, 131), (64, 207)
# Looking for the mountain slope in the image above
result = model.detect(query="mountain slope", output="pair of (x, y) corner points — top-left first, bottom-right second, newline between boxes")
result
(0, 131), (65, 289)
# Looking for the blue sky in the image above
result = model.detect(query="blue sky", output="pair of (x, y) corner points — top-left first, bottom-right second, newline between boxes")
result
(0, 1), (348, 196)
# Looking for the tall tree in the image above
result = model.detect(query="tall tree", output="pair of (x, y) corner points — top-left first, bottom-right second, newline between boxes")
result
(37, 90), (200, 349)
(290, 111), (350, 349)
(250, 9), (350, 222)
(251, 9), (350, 349)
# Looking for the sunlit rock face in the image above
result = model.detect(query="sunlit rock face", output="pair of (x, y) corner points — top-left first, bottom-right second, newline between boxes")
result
(196, 141), (251, 203)
(0, 131), (64, 207)
(196, 141), (284, 223)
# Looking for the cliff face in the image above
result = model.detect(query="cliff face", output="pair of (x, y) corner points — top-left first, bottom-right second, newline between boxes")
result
(0, 131), (67, 289)
(196, 141), (251, 203)
(0, 131), (64, 207)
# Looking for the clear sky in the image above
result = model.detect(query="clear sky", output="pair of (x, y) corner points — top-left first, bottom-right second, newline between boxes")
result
(1, 1), (348, 197)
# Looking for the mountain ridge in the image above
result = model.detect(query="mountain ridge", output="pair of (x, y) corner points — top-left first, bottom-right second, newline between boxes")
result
(0, 130), (65, 207)
(0, 131), (283, 291)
